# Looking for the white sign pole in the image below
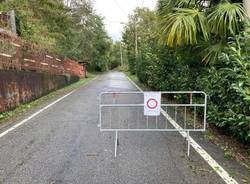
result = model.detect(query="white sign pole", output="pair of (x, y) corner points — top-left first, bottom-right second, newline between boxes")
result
(144, 92), (161, 116)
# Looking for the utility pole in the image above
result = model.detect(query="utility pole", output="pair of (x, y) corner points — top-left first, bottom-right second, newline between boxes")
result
(133, 19), (138, 75)
(120, 21), (138, 70)
(134, 22), (138, 58)
(120, 42), (123, 66)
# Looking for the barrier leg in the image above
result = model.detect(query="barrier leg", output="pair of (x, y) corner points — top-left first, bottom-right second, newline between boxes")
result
(115, 131), (118, 157)
(187, 131), (190, 157)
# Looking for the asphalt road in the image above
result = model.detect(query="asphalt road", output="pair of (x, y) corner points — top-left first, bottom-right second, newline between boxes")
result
(0, 72), (226, 184)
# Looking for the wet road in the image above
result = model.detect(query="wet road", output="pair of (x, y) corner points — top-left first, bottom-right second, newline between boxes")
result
(0, 72), (225, 184)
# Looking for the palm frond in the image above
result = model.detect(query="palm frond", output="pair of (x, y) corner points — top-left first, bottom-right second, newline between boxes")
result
(160, 8), (208, 47)
(201, 41), (226, 64)
(208, 2), (247, 37)
(157, 0), (196, 15)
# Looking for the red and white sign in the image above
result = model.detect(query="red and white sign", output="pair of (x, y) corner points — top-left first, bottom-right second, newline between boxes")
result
(144, 92), (161, 116)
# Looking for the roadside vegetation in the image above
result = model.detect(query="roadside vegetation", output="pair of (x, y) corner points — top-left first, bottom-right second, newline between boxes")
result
(0, 0), (122, 121)
(0, 0), (121, 71)
(121, 0), (250, 143)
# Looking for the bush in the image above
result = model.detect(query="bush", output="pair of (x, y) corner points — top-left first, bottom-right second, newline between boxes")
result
(123, 6), (250, 143)
(132, 34), (250, 142)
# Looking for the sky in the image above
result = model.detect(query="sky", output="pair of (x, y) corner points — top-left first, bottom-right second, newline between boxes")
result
(93, 0), (157, 41)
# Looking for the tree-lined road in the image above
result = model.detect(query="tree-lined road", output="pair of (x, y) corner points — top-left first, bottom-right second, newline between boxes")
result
(0, 72), (226, 184)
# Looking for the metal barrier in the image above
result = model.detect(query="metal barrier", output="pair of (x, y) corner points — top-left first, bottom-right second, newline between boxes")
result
(99, 91), (207, 157)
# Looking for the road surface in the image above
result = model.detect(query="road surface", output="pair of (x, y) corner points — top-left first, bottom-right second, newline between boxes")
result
(0, 72), (228, 184)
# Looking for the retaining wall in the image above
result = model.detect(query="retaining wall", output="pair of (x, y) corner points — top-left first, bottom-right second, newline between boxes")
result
(0, 70), (79, 112)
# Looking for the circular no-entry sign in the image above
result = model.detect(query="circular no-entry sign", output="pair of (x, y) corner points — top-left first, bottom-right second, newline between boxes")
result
(144, 92), (161, 116)
(146, 98), (158, 109)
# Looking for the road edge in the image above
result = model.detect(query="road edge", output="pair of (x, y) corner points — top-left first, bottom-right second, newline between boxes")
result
(126, 74), (238, 184)
(0, 75), (99, 138)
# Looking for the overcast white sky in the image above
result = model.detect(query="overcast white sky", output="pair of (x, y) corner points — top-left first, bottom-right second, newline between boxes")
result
(93, 0), (157, 41)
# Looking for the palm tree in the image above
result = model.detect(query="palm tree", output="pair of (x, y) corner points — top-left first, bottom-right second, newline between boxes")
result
(158, 0), (247, 64)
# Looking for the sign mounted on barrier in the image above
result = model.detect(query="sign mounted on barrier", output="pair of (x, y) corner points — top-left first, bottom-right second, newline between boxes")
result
(144, 92), (161, 116)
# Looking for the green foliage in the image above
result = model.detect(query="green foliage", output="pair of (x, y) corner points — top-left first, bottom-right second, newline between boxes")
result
(208, 2), (246, 37)
(123, 3), (250, 142)
(0, 0), (112, 71)
(160, 8), (208, 47)
(109, 42), (123, 70)
(1, 0), (67, 51)
(118, 64), (129, 72)
(158, 0), (247, 64)
(123, 8), (159, 76)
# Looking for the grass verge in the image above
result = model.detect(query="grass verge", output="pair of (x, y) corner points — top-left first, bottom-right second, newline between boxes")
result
(0, 73), (97, 125)
(124, 71), (149, 91)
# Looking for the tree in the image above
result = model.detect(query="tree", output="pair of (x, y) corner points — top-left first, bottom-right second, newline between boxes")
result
(0, 0), (112, 71)
(121, 1), (250, 142)
(63, 0), (112, 71)
(122, 8), (162, 85)
(109, 42), (123, 70)
(158, 0), (247, 64)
